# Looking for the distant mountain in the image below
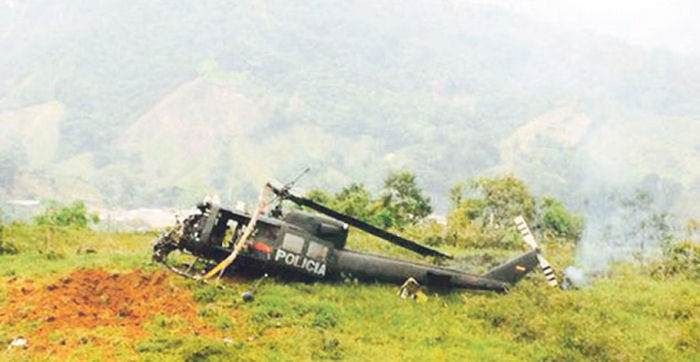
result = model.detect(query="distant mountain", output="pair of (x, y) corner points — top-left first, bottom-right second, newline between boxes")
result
(1, 1), (698, 217)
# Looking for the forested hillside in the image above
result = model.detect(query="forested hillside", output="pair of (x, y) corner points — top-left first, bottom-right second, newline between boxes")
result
(1, 0), (698, 219)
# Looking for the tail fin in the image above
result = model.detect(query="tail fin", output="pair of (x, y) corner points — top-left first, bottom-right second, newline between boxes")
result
(483, 250), (539, 285)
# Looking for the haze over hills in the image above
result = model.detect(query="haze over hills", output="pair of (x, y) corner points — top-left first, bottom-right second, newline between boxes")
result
(1, 0), (698, 222)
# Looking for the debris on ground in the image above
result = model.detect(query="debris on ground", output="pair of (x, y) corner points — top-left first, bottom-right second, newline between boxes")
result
(7, 337), (27, 350)
(397, 277), (427, 302)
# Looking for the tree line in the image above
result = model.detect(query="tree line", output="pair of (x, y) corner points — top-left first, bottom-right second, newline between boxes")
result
(303, 170), (583, 249)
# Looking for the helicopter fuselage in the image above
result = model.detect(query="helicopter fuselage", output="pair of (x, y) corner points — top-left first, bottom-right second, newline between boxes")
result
(154, 203), (538, 292)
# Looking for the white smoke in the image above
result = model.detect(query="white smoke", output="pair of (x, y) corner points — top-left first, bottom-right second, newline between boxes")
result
(562, 266), (588, 290)
(575, 174), (681, 272)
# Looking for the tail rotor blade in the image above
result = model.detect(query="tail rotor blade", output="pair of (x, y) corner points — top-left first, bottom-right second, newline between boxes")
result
(514, 216), (538, 250)
(536, 255), (559, 287)
(514, 215), (558, 287)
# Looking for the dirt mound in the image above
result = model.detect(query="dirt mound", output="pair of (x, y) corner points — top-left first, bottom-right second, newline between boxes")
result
(1, 269), (214, 350)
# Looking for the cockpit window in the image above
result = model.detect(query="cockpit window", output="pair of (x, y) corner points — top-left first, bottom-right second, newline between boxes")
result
(282, 233), (305, 253)
(256, 222), (280, 243)
(306, 241), (329, 261)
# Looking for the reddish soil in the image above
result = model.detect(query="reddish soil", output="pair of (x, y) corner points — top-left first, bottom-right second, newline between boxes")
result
(0, 269), (216, 355)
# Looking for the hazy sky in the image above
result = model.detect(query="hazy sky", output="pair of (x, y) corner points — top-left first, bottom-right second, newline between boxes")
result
(479, 0), (700, 56)
(3, 0), (697, 57)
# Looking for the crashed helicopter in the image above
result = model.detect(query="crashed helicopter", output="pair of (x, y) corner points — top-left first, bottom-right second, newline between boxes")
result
(153, 172), (558, 293)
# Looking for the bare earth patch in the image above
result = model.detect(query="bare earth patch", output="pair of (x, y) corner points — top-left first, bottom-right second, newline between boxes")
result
(0, 269), (216, 356)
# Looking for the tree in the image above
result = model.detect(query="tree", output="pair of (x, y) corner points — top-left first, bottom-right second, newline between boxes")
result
(303, 171), (433, 230)
(305, 189), (332, 205)
(619, 189), (674, 264)
(333, 183), (373, 222)
(447, 175), (583, 248)
(379, 170), (432, 229)
(450, 175), (535, 228)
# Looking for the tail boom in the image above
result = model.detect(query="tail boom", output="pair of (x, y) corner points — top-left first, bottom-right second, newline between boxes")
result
(482, 250), (539, 285)
(330, 249), (511, 291)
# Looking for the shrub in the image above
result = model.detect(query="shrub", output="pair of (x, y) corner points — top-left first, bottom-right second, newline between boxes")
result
(444, 222), (521, 249)
(536, 197), (583, 242)
(403, 219), (445, 247)
(34, 201), (99, 228)
(0, 219), (18, 255)
(652, 241), (699, 280)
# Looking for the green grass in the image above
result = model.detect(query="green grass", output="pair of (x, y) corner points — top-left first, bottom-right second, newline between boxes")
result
(130, 271), (697, 361)
(0, 224), (156, 276)
(0, 224), (697, 361)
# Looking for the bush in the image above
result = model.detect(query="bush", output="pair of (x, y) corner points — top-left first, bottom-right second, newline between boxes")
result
(536, 197), (583, 242)
(0, 220), (18, 255)
(34, 201), (99, 228)
(652, 241), (699, 280)
(444, 215), (521, 250)
(402, 219), (445, 247)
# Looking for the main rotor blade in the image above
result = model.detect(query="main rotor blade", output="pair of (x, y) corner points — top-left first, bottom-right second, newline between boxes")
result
(269, 184), (452, 259)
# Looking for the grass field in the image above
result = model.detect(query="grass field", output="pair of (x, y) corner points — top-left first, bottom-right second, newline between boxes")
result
(0, 224), (698, 361)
